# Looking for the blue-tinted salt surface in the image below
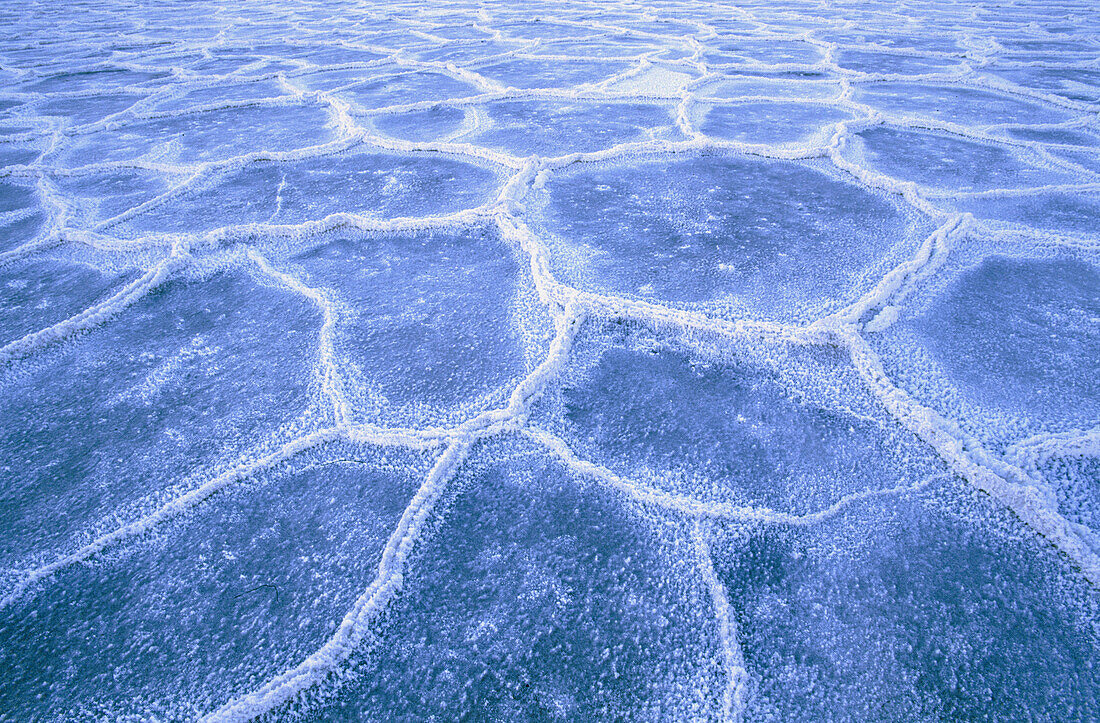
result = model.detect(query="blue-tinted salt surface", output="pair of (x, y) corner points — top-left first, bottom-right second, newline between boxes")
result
(914, 257), (1100, 425)
(876, 253), (1100, 447)
(535, 156), (917, 321)
(540, 323), (946, 515)
(712, 483), (1100, 720)
(285, 228), (535, 428)
(854, 126), (1069, 191)
(0, 250), (135, 344)
(0, 445), (435, 720)
(1, 268), (321, 571)
(472, 100), (675, 156)
(700, 101), (853, 145)
(122, 153), (499, 235)
(2, 1), (1099, 720)
(308, 437), (722, 721)
(372, 106), (466, 142)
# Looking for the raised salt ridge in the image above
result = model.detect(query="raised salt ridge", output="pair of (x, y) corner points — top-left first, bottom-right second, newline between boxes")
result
(0, 0), (1098, 721)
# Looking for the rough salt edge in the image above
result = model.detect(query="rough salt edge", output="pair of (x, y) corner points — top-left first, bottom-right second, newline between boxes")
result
(693, 521), (750, 723)
(202, 307), (584, 722)
(0, 251), (190, 364)
(0, 424), (443, 609)
(1005, 426), (1100, 471)
(840, 328), (1100, 587)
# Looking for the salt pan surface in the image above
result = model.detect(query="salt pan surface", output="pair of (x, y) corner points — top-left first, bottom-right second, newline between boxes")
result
(1, 0), (1098, 720)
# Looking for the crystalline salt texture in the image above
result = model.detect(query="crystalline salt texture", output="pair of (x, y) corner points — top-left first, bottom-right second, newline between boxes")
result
(428, 24), (496, 41)
(372, 106), (467, 141)
(151, 80), (292, 113)
(986, 67), (1100, 104)
(951, 193), (1100, 235)
(188, 50), (266, 77)
(294, 67), (382, 92)
(701, 39), (824, 66)
(0, 180), (38, 217)
(347, 32), (439, 54)
(22, 68), (168, 94)
(2, 0), (1100, 719)
(0, 99), (25, 116)
(701, 73), (840, 100)
(710, 482), (1100, 720)
(1002, 126), (1099, 148)
(910, 256), (1100, 429)
(307, 437), (722, 722)
(854, 126), (1069, 191)
(286, 228), (534, 428)
(537, 322), (946, 516)
(535, 36), (665, 58)
(472, 100), (674, 156)
(0, 145), (38, 168)
(339, 71), (481, 109)
(492, 21), (594, 40)
(38, 92), (143, 126)
(0, 180), (45, 253)
(836, 49), (962, 75)
(264, 154), (499, 223)
(416, 40), (525, 63)
(0, 254), (132, 344)
(614, 19), (701, 36)
(0, 445), (433, 721)
(537, 156), (914, 321)
(473, 57), (633, 89)
(700, 101), (853, 145)
(818, 30), (962, 53)
(854, 82), (1074, 125)
(607, 64), (699, 95)
(0, 122), (37, 137)
(55, 104), (336, 167)
(1019, 452), (1100, 551)
(124, 153), (499, 234)
(0, 268), (321, 570)
(283, 45), (386, 66)
(53, 168), (176, 225)
(1051, 147), (1100, 175)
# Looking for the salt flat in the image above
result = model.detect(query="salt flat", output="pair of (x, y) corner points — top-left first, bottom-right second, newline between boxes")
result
(0, 0), (1098, 720)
